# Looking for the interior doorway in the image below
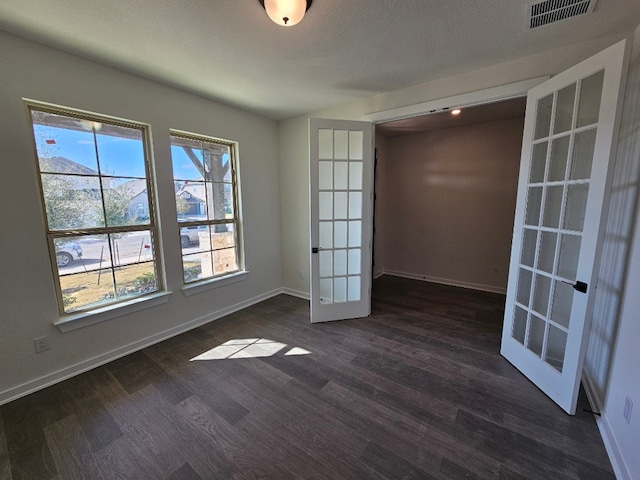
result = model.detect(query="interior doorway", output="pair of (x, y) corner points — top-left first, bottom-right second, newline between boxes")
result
(372, 97), (527, 295)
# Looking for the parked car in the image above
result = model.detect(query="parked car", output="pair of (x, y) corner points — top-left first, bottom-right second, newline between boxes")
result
(180, 226), (206, 248)
(55, 241), (83, 267)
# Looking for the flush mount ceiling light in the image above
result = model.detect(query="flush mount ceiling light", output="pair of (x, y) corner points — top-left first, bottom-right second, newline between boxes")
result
(259, 0), (313, 27)
(451, 109), (462, 115)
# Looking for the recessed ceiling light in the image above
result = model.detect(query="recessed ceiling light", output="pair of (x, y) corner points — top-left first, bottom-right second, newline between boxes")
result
(451, 109), (462, 116)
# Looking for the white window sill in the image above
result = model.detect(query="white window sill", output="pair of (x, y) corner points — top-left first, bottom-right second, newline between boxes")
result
(182, 271), (248, 297)
(54, 291), (172, 332)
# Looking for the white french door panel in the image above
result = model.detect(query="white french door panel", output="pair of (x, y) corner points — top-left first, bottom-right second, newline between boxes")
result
(309, 118), (374, 323)
(501, 40), (628, 415)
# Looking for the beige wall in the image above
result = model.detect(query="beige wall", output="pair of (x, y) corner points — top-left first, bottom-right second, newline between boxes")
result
(0, 31), (283, 402)
(378, 117), (524, 293)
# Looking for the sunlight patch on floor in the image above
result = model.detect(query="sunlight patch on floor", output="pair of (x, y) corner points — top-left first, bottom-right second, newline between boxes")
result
(190, 338), (312, 361)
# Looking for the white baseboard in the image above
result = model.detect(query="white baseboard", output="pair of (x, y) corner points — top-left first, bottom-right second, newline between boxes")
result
(582, 371), (631, 480)
(282, 287), (310, 300)
(373, 270), (385, 279)
(382, 270), (507, 295)
(0, 288), (284, 406)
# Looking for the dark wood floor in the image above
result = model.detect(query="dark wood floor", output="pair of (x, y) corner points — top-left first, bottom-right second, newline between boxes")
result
(0, 276), (614, 480)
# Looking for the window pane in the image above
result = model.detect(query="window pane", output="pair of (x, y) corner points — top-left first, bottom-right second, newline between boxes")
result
(96, 126), (146, 178)
(103, 177), (148, 227)
(520, 228), (537, 267)
(534, 94), (553, 140)
(319, 130), (333, 160)
(517, 268), (533, 307)
(59, 269), (115, 313)
(349, 131), (363, 160)
(334, 221), (347, 248)
(512, 306), (528, 345)
(542, 186), (564, 229)
(319, 161), (333, 190)
(548, 135), (570, 182)
(570, 129), (596, 180)
(537, 231), (557, 274)
(114, 262), (157, 301)
(564, 184), (589, 232)
(334, 162), (348, 190)
(334, 249), (347, 276)
(553, 83), (576, 134)
(545, 325), (568, 373)
(532, 274), (552, 317)
(31, 111), (99, 173)
(214, 248), (238, 275)
(347, 276), (361, 301)
(334, 130), (348, 159)
(530, 142), (547, 183)
(41, 174), (104, 230)
(525, 187), (543, 226)
(577, 70), (604, 128)
(527, 315), (546, 358)
(319, 222), (333, 249)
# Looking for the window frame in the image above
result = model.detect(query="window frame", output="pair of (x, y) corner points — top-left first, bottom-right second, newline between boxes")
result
(169, 129), (244, 286)
(26, 100), (164, 317)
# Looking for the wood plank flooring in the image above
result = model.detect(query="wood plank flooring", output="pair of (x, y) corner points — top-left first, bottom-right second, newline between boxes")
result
(0, 276), (614, 479)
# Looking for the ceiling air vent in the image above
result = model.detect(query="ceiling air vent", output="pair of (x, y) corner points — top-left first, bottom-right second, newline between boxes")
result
(527, 0), (597, 29)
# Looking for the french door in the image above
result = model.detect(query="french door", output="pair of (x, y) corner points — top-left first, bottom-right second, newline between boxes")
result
(309, 119), (374, 323)
(501, 40), (627, 414)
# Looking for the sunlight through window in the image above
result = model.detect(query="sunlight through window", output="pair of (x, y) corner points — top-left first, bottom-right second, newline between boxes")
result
(190, 338), (312, 361)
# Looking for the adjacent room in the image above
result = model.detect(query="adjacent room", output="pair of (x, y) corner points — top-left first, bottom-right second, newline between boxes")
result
(1, 1), (639, 479)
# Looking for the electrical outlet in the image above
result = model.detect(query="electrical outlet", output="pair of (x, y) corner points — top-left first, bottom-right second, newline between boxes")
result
(493, 266), (500, 275)
(623, 396), (633, 424)
(33, 336), (50, 353)
(298, 270), (304, 280)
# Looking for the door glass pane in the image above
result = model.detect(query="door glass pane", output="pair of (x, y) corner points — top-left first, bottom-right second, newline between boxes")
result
(537, 232), (557, 274)
(319, 222), (333, 249)
(348, 276), (361, 301)
(512, 306), (528, 345)
(319, 251), (333, 277)
(545, 326), (568, 372)
(334, 277), (347, 302)
(334, 249), (347, 276)
(349, 162), (363, 190)
(525, 187), (543, 226)
(348, 221), (362, 247)
(527, 315), (546, 358)
(334, 162), (348, 190)
(532, 274), (552, 316)
(548, 136), (570, 182)
(348, 249), (361, 275)
(557, 234), (581, 280)
(318, 161), (333, 190)
(530, 142), (548, 183)
(534, 94), (553, 140)
(553, 83), (576, 134)
(334, 192), (348, 219)
(570, 128), (597, 180)
(577, 70), (605, 127)
(564, 184), (589, 232)
(349, 131), (363, 160)
(521, 228), (538, 267)
(319, 192), (333, 220)
(334, 130), (348, 159)
(349, 192), (362, 219)
(517, 268), (533, 306)
(551, 280), (573, 328)
(320, 278), (332, 303)
(334, 221), (347, 248)
(542, 186), (564, 228)
(319, 130), (333, 159)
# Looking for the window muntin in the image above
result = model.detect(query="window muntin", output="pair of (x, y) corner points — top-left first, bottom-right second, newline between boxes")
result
(29, 105), (161, 314)
(170, 131), (242, 284)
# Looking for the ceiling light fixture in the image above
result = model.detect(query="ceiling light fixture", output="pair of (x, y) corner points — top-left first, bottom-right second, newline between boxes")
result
(259, 0), (313, 27)
(451, 109), (462, 115)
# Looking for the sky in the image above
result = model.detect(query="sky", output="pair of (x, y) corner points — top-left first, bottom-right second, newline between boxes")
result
(33, 123), (228, 181)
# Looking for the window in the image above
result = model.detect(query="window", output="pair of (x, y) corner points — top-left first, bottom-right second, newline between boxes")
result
(28, 104), (160, 315)
(170, 131), (242, 283)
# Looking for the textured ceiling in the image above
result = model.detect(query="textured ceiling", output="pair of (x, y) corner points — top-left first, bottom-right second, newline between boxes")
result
(1, 0), (639, 120)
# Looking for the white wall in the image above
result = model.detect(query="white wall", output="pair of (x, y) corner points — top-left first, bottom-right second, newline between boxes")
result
(583, 23), (640, 480)
(379, 117), (523, 293)
(0, 32), (283, 402)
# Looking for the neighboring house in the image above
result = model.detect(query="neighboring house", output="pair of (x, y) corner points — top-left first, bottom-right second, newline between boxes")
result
(175, 183), (206, 218)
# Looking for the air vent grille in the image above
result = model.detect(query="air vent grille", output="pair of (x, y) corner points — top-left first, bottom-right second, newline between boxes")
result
(528, 0), (597, 28)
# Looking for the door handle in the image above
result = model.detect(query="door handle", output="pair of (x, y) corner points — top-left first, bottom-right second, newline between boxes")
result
(561, 279), (588, 293)
(312, 247), (325, 254)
